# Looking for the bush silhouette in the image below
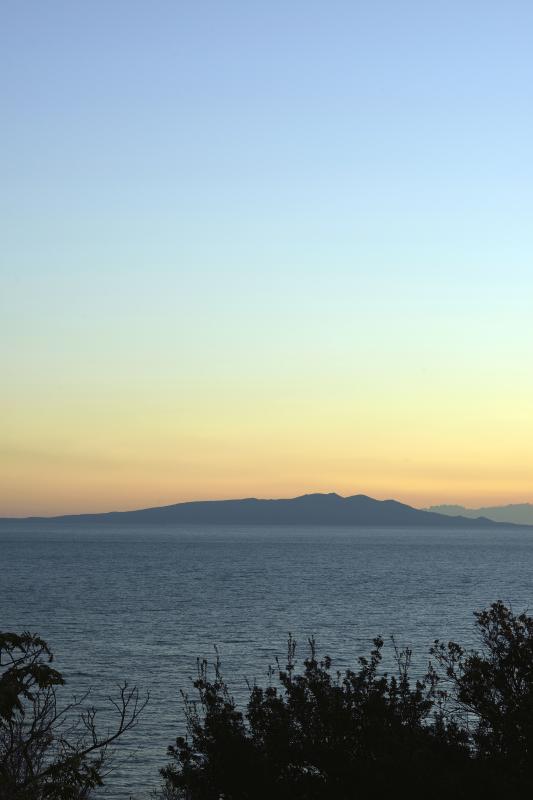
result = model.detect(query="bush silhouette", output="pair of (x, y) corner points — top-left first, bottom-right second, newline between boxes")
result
(160, 602), (533, 799)
(431, 600), (533, 792)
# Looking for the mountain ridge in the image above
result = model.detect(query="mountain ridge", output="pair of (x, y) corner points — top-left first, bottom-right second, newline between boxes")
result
(1, 493), (530, 528)
(426, 503), (533, 526)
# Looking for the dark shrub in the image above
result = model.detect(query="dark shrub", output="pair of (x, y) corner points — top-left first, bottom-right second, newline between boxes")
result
(161, 603), (533, 799)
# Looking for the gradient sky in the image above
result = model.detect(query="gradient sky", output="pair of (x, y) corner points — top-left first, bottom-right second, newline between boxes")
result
(2, 1), (533, 516)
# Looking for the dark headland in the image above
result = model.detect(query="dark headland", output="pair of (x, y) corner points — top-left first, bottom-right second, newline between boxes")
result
(1, 493), (530, 528)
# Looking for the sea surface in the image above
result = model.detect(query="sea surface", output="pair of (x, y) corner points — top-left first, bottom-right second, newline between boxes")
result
(2, 524), (532, 798)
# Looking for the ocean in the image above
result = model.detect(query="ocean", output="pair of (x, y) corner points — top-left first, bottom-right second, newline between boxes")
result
(1, 524), (532, 797)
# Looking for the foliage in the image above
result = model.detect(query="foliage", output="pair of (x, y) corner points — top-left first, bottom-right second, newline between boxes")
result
(160, 602), (533, 799)
(431, 600), (533, 791)
(0, 631), (146, 800)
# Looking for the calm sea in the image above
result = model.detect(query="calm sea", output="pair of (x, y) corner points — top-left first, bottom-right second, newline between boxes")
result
(2, 524), (532, 797)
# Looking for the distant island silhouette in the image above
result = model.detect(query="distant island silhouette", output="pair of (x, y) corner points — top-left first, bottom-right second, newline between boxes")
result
(426, 502), (533, 526)
(2, 493), (530, 528)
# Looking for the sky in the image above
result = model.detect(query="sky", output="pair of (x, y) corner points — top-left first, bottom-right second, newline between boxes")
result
(1, 0), (533, 516)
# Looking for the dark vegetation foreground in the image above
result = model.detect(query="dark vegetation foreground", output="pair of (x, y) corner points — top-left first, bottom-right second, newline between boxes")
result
(3, 602), (533, 799)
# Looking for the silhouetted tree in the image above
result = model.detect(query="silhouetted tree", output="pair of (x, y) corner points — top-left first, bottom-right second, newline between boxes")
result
(0, 631), (146, 800)
(431, 600), (533, 792)
(159, 635), (473, 799)
(159, 602), (533, 799)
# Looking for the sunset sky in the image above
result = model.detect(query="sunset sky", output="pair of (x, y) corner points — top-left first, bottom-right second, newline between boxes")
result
(2, 1), (533, 516)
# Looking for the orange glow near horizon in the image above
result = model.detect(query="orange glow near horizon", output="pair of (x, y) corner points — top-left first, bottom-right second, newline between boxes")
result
(2, 383), (532, 516)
